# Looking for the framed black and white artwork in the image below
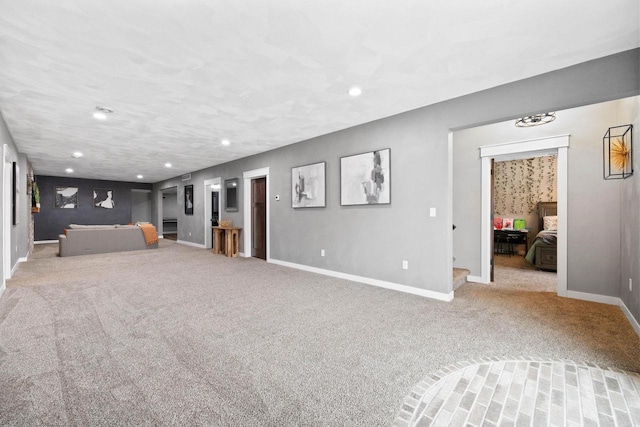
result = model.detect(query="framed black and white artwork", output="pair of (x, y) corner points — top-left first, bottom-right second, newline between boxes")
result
(340, 148), (390, 206)
(54, 186), (78, 209)
(94, 188), (115, 208)
(184, 185), (194, 215)
(292, 161), (326, 208)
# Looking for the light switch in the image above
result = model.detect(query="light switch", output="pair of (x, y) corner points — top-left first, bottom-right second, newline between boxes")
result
(430, 207), (436, 217)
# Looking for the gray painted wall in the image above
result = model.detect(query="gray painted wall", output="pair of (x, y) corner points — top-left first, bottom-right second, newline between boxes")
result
(131, 190), (152, 223)
(620, 96), (640, 324)
(0, 111), (30, 280)
(453, 98), (631, 296)
(153, 49), (640, 298)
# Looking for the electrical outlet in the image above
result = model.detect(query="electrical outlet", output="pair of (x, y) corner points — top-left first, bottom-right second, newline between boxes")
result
(402, 260), (408, 270)
(429, 207), (436, 217)
(630, 278), (633, 292)
(321, 249), (325, 257)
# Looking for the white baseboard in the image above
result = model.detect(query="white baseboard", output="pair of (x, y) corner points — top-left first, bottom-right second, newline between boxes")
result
(176, 240), (207, 249)
(239, 252), (246, 257)
(18, 256), (28, 263)
(618, 299), (640, 339)
(466, 275), (488, 284)
(35, 240), (58, 245)
(268, 258), (454, 302)
(0, 282), (5, 299)
(566, 290), (619, 305)
(158, 235), (164, 239)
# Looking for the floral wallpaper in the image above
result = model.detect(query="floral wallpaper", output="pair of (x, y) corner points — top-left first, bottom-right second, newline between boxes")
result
(494, 155), (557, 215)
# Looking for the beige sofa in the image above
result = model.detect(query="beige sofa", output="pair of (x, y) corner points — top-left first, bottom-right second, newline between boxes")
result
(58, 225), (158, 257)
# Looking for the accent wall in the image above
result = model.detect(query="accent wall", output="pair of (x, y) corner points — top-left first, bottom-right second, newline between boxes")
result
(34, 175), (152, 241)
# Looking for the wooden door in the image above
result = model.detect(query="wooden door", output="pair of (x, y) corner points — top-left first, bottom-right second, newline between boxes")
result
(490, 159), (495, 282)
(251, 178), (266, 260)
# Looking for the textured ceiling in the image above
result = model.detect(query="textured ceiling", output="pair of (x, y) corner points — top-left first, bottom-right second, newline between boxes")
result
(0, 0), (638, 183)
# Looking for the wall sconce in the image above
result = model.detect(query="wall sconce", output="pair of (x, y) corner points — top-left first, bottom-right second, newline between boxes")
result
(603, 124), (633, 180)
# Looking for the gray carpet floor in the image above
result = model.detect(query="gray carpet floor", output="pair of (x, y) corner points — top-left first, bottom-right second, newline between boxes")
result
(1, 241), (639, 426)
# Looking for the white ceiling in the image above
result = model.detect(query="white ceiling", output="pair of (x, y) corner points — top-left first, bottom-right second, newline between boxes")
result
(0, 0), (638, 183)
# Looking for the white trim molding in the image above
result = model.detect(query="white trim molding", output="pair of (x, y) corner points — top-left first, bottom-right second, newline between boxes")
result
(242, 167), (270, 260)
(35, 240), (58, 245)
(176, 240), (207, 249)
(480, 135), (569, 297)
(619, 299), (640, 339)
(0, 282), (5, 299)
(269, 258), (454, 302)
(566, 290), (619, 306)
(466, 275), (487, 284)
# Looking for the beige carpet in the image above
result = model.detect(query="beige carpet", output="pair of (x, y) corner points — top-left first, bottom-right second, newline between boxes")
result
(1, 241), (638, 426)
(493, 254), (557, 293)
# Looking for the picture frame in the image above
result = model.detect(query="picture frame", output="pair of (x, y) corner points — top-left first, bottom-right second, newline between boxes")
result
(54, 186), (78, 209)
(93, 188), (115, 208)
(340, 148), (390, 206)
(184, 185), (194, 215)
(292, 161), (326, 208)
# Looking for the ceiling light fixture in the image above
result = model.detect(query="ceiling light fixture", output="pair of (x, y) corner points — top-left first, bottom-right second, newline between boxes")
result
(93, 106), (113, 120)
(65, 168), (74, 174)
(137, 174), (143, 179)
(515, 112), (556, 127)
(72, 151), (83, 158)
(221, 139), (230, 146)
(165, 163), (172, 168)
(348, 86), (362, 97)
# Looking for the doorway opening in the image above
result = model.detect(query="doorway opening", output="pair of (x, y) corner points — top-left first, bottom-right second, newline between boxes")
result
(480, 135), (568, 297)
(242, 167), (269, 260)
(491, 154), (558, 293)
(160, 187), (178, 240)
(203, 177), (221, 249)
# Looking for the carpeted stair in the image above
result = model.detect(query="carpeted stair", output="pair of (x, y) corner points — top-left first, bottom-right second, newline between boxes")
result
(453, 268), (470, 290)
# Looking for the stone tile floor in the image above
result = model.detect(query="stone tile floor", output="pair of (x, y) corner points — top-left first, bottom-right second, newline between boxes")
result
(394, 357), (640, 427)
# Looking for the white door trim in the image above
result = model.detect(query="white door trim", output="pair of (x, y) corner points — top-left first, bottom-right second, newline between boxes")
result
(203, 177), (221, 249)
(3, 144), (14, 285)
(242, 167), (270, 260)
(479, 135), (569, 297)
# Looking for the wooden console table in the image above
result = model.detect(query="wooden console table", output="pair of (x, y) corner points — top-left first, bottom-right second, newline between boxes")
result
(211, 226), (242, 257)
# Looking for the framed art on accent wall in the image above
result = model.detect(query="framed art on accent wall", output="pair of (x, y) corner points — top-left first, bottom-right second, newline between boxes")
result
(93, 188), (115, 208)
(184, 185), (194, 215)
(54, 186), (78, 209)
(340, 148), (390, 206)
(292, 161), (326, 208)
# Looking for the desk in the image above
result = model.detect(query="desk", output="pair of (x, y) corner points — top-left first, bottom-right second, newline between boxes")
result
(494, 229), (528, 256)
(212, 226), (242, 257)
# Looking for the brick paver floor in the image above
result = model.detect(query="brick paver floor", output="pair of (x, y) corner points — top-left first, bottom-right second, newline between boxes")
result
(394, 358), (640, 426)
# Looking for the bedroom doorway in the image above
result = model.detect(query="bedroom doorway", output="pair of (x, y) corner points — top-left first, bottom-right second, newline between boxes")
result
(491, 156), (558, 292)
(480, 135), (568, 297)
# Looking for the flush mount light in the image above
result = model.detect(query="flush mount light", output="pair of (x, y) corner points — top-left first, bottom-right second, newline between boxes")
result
(65, 168), (74, 174)
(93, 106), (113, 120)
(137, 174), (144, 179)
(165, 163), (172, 168)
(72, 151), (83, 158)
(515, 112), (556, 127)
(348, 86), (362, 97)
(221, 139), (230, 146)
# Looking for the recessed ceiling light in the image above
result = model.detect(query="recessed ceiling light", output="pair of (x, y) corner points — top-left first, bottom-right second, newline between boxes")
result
(72, 151), (83, 158)
(165, 163), (172, 168)
(348, 86), (362, 97)
(65, 168), (74, 174)
(221, 139), (230, 146)
(137, 174), (143, 179)
(93, 106), (113, 120)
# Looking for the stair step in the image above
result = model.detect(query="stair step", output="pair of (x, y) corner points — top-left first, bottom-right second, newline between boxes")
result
(453, 268), (470, 291)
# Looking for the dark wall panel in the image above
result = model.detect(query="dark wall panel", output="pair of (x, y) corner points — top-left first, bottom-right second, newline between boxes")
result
(34, 175), (152, 240)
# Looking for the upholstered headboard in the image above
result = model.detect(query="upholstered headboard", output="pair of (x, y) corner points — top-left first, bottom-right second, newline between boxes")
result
(537, 201), (557, 231)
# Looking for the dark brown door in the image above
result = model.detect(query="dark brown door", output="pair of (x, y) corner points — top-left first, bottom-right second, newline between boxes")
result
(251, 177), (266, 260)
(490, 159), (495, 282)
